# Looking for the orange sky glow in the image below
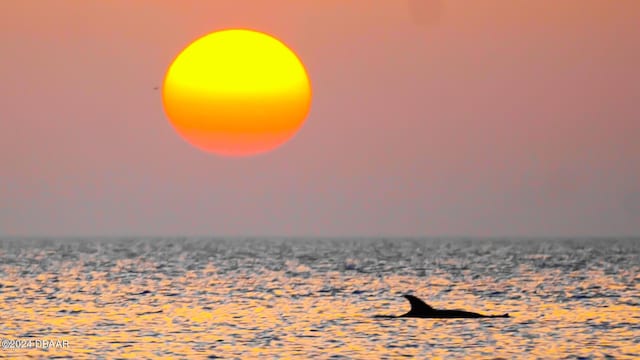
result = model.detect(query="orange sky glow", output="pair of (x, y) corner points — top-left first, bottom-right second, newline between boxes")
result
(1, 0), (638, 236)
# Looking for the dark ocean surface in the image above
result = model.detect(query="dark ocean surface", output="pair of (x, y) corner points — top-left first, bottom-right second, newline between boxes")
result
(0, 237), (638, 359)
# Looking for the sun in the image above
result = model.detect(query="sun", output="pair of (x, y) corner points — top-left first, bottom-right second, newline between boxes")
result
(162, 29), (312, 156)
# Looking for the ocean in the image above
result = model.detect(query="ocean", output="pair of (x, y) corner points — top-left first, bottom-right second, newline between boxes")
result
(0, 237), (638, 359)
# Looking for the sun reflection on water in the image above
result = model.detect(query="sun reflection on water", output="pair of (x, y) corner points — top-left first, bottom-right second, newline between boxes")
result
(0, 238), (637, 358)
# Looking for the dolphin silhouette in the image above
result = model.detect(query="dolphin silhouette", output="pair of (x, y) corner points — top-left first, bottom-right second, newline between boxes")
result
(376, 295), (509, 318)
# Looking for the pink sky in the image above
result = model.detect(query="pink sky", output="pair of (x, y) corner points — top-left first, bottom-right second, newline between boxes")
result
(1, 0), (638, 237)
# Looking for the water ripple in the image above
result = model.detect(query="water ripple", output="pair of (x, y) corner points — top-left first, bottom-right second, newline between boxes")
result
(0, 237), (637, 358)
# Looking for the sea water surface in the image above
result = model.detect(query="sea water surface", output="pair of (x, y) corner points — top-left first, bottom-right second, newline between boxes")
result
(0, 237), (638, 359)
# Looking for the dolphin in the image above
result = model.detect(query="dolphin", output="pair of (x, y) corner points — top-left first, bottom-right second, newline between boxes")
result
(375, 295), (510, 319)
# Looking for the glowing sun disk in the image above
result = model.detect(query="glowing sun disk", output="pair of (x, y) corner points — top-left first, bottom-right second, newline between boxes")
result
(162, 29), (312, 156)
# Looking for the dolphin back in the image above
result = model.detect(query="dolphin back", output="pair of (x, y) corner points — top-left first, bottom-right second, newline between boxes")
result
(491, 313), (510, 318)
(399, 295), (511, 318)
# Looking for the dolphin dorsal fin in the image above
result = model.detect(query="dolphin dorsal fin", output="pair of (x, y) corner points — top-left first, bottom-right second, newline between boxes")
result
(403, 295), (434, 315)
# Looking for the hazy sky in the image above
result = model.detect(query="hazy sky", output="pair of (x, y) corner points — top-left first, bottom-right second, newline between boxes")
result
(1, 0), (638, 237)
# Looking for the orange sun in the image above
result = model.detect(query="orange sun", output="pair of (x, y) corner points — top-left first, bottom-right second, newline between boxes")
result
(162, 29), (312, 156)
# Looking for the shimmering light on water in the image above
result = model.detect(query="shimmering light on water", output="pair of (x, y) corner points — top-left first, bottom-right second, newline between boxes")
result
(0, 238), (638, 358)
